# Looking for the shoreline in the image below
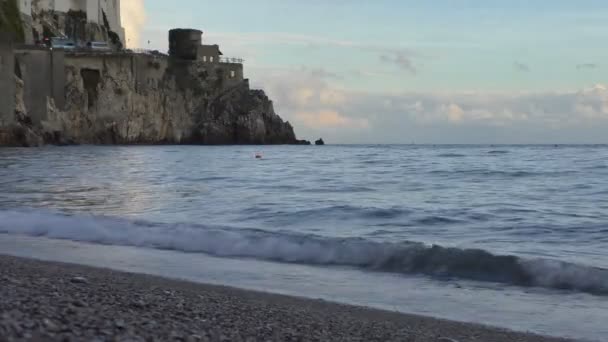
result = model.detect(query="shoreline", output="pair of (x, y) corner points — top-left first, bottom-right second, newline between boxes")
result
(0, 254), (576, 341)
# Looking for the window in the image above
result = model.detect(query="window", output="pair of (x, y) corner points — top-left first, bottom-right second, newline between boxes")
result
(230, 70), (236, 78)
(203, 56), (207, 62)
(210, 56), (214, 63)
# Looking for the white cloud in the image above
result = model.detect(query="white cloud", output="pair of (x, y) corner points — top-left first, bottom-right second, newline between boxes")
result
(446, 104), (465, 123)
(319, 89), (347, 106)
(250, 65), (608, 143)
(296, 110), (369, 129)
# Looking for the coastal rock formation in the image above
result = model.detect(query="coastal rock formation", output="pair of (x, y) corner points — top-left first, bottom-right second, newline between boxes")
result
(33, 55), (298, 145)
(0, 2), (303, 146)
(2, 49), (300, 146)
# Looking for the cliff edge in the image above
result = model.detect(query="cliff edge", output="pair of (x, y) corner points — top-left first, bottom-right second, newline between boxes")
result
(0, 39), (304, 146)
(35, 53), (300, 145)
(0, 7), (305, 146)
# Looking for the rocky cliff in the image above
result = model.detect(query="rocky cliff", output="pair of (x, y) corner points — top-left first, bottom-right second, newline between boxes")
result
(0, 0), (304, 146)
(6, 52), (302, 146)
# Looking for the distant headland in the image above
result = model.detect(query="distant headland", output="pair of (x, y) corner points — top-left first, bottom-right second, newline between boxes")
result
(0, 0), (310, 146)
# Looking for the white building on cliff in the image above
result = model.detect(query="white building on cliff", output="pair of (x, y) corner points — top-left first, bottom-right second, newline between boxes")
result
(18, 0), (125, 43)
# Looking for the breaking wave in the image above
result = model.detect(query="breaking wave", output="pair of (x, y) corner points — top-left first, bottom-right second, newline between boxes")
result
(1, 209), (607, 296)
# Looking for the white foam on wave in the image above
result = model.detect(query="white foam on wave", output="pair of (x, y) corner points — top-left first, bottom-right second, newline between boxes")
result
(1, 209), (607, 295)
(0, 209), (392, 265)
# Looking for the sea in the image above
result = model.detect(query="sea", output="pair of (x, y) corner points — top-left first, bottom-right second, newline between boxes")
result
(0, 145), (606, 341)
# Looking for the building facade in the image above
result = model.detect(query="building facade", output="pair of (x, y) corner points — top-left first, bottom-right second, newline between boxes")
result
(168, 29), (245, 89)
(19, 0), (124, 43)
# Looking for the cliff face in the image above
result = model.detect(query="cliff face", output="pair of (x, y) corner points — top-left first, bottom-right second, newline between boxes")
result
(9, 52), (299, 146)
(1, 5), (302, 146)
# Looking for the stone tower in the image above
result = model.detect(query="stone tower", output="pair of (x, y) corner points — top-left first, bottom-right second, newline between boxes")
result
(168, 28), (203, 60)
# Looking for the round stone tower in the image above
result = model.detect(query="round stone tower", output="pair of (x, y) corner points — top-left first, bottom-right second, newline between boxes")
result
(168, 28), (202, 60)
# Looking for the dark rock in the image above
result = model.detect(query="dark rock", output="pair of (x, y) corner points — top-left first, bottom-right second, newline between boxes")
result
(315, 138), (325, 146)
(69, 277), (88, 284)
(72, 300), (86, 308)
(293, 139), (311, 145)
(114, 319), (126, 329)
(131, 300), (146, 309)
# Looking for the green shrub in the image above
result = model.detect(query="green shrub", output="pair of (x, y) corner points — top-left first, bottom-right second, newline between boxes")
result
(0, 0), (25, 43)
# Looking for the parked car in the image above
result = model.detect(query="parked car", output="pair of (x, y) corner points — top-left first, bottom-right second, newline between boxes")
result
(86, 41), (112, 51)
(50, 37), (76, 50)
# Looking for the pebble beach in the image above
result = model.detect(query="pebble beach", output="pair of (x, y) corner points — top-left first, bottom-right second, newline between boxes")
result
(0, 254), (576, 342)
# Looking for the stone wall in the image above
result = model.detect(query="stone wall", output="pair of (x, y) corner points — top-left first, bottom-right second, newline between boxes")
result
(197, 45), (221, 63)
(14, 46), (65, 124)
(56, 52), (201, 143)
(14, 48), (50, 124)
(133, 54), (167, 94)
(219, 62), (244, 88)
(1, 47), (301, 146)
(51, 49), (65, 109)
(0, 34), (15, 127)
(169, 29), (202, 60)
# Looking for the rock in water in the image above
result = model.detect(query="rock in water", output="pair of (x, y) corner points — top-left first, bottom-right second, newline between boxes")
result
(315, 138), (325, 146)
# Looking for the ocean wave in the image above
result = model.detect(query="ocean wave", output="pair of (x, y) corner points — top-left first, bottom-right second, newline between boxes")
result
(245, 205), (412, 222)
(1, 209), (607, 296)
(437, 153), (466, 158)
(429, 169), (574, 178)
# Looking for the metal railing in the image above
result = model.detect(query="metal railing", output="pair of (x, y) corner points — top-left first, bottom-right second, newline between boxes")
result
(130, 48), (168, 56)
(219, 57), (244, 64)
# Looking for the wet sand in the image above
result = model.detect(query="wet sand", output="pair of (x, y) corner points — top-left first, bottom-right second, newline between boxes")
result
(0, 254), (576, 342)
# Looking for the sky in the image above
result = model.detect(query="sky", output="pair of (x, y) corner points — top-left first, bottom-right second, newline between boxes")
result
(123, 0), (608, 143)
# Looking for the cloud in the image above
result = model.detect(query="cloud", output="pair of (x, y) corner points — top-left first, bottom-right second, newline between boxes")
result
(296, 110), (369, 129)
(379, 51), (417, 74)
(514, 62), (530, 72)
(446, 104), (465, 122)
(250, 65), (608, 143)
(203, 32), (425, 69)
(121, 0), (147, 48)
(300, 66), (343, 80)
(577, 63), (598, 70)
(205, 32), (365, 50)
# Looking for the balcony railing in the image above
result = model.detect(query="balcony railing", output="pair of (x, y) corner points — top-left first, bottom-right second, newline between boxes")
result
(131, 48), (167, 56)
(220, 57), (244, 64)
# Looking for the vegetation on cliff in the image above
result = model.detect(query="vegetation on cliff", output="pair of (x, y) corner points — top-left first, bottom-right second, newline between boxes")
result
(0, 0), (25, 42)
